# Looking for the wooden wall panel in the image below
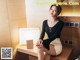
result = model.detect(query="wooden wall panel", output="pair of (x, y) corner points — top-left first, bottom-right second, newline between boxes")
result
(61, 27), (72, 40)
(63, 0), (80, 2)
(57, 0), (62, 2)
(60, 16), (80, 60)
(0, 0), (26, 60)
(7, 0), (26, 28)
(7, 0), (26, 49)
(62, 5), (80, 16)
(6, 0), (27, 59)
(71, 28), (80, 59)
(0, 0), (12, 49)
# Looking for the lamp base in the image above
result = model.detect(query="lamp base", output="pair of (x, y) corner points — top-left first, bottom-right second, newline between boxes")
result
(26, 40), (33, 49)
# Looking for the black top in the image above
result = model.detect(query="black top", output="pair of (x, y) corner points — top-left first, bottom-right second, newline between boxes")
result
(40, 20), (64, 50)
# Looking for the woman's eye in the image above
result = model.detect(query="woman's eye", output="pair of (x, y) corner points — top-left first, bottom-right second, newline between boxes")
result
(54, 10), (57, 12)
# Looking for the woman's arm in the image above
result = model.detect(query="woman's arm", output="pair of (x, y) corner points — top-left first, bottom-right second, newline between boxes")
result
(36, 20), (46, 47)
(39, 20), (46, 40)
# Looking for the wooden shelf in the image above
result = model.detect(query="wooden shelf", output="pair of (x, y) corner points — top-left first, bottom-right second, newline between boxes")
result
(16, 45), (72, 60)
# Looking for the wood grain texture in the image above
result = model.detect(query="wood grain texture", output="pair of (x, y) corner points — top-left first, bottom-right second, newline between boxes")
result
(0, 0), (12, 48)
(0, 0), (26, 60)
(60, 16), (80, 60)
(6, 0), (27, 59)
(62, 5), (80, 16)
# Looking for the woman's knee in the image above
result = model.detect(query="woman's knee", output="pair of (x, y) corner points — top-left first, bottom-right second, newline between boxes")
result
(44, 53), (50, 60)
(48, 45), (56, 55)
(48, 50), (56, 56)
(37, 47), (44, 52)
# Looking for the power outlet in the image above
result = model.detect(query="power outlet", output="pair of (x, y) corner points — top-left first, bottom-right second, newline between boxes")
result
(65, 22), (80, 28)
(65, 22), (70, 26)
(68, 40), (72, 45)
(64, 40), (68, 44)
(75, 22), (80, 28)
(64, 40), (72, 47)
(70, 22), (75, 27)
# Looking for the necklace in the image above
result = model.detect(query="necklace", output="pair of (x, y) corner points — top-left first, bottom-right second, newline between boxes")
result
(49, 27), (52, 32)
(47, 19), (59, 32)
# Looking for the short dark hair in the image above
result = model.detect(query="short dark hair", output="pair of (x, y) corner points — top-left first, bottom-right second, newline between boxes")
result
(49, 4), (62, 15)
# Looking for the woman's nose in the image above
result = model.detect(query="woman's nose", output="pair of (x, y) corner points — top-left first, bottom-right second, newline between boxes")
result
(51, 10), (55, 13)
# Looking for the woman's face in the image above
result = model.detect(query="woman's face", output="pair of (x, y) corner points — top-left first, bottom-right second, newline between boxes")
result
(49, 6), (58, 17)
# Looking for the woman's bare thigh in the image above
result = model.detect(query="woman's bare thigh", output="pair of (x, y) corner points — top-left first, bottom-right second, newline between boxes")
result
(42, 44), (56, 56)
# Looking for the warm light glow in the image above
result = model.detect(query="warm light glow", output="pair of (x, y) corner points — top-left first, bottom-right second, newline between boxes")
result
(62, 12), (80, 16)
(62, 5), (80, 16)
(25, 0), (57, 28)
(19, 28), (40, 44)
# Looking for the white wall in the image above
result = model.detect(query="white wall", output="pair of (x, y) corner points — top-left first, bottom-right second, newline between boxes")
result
(25, 0), (57, 28)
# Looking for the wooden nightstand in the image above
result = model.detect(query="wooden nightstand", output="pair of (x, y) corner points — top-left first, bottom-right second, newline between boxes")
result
(15, 45), (72, 60)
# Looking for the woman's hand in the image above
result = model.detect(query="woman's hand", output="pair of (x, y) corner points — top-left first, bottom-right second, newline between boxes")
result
(36, 39), (43, 48)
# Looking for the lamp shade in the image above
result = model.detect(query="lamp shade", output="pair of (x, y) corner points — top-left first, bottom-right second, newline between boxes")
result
(19, 28), (40, 44)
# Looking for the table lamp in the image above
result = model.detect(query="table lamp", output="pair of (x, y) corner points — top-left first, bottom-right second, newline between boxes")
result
(19, 28), (40, 49)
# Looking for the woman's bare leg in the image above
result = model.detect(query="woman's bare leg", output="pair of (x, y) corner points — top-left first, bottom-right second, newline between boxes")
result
(42, 45), (56, 55)
(37, 47), (44, 60)
(44, 53), (50, 60)
(37, 44), (56, 60)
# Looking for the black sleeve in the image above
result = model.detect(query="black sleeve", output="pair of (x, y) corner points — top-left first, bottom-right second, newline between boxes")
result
(40, 20), (46, 40)
(44, 21), (64, 43)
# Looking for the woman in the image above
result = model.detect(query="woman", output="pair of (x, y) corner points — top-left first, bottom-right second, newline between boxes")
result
(36, 4), (64, 60)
